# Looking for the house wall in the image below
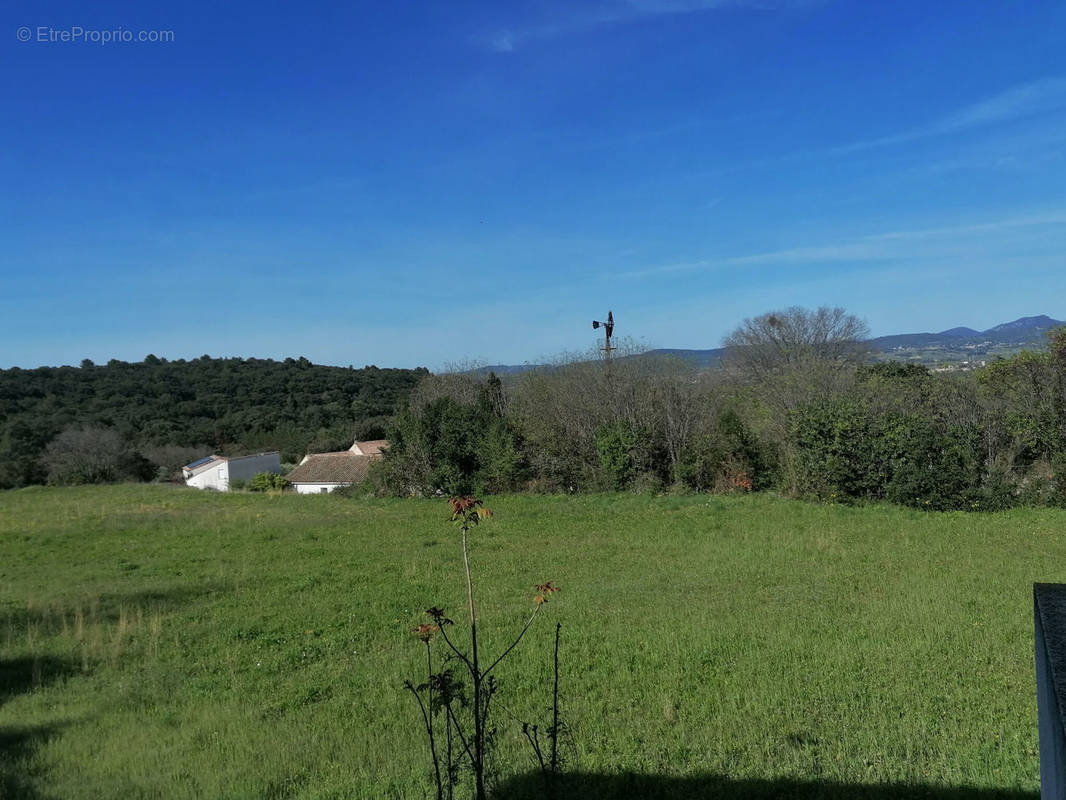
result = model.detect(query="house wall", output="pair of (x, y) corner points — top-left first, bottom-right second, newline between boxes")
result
(184, 453), (280, 491)
(293, 482), (348, 494)
(186, 463), (228, 491)
(227, 452), (282, 481)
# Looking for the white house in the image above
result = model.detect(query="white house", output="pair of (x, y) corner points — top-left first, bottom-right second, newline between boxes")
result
(182, 452), (282, 491)
(286, 440), (386, 494)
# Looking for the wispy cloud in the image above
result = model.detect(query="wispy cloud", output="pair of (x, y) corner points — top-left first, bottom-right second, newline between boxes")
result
(832, 77), (1066, 155)
(620, 210), (1066, 279)
(688, 76), (1066, 180)
(488, 31), (515, 53)
(479, 0), (815, 52)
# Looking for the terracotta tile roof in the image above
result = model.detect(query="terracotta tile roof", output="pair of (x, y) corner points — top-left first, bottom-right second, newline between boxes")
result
(351, 439), (388, 455)
(285, 453), (375, 485)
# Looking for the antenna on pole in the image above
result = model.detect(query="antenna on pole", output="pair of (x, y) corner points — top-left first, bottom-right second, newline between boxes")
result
(592, 310), (615, 357)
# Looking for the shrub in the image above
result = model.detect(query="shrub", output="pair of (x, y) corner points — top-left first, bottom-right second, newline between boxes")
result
(330, 483), (373, 499)
(879, 417), (983, 511)
(1052, 452), (1066, 508)
(379, 378), (527, 497)
(595, 422), (638, 490)
(675, 409), (769, 494)
(629, 471), (664, 494)
(42, 427), (155, 486)
(788, 398), (877, 501)
(249, 472), (287, 492)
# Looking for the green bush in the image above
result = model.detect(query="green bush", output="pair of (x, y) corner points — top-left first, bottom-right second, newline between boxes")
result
(378, 376), (527, 497)
(676, 409), (768, 493)
(878, 416), (983, 511)
(1052, 452), (1066, 508)
(249, 472), (287, 492)
(789, 398), (878, 501)
(329, 483), (368, 498)
(787, 397), (992, 511)
(595, 422), (639, 491)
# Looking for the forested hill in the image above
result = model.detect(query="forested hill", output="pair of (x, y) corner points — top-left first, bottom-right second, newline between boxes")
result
(0, 356), (428, 488)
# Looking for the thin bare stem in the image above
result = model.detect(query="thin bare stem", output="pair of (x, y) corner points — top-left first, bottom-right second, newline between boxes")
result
(426, 643), (443, 800)
(462, 525), (486, 800)
(522, 723), (546, 772)
(437, 624), (473, 671)
(483, 605), (541, 677)
(462, 527), (478, 633)
(445, 714), (454, 800)
(404, 679), (442, 800)
(550, 622), (561, 790)
(444, 701), (474, 763)
(405, 681), (431, 731)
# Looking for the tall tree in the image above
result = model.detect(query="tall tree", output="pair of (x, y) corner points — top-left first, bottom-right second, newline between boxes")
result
(723, 306), (870, 381)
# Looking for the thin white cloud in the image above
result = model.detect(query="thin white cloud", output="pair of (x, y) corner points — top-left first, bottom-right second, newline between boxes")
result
(832, 76), (1066, 155)
(489, 31), (515, 53)
(929, 77), (1066, 133)
(909, 122), (1066, 175)
(620, 210), (1066, 279)
(688, 76), (1066, 180)
(478, 0), (816, 52)
(859, 210), (1066, 242)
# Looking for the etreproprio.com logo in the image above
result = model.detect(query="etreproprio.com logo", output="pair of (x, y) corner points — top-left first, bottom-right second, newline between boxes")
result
(16, 26), (175, 44)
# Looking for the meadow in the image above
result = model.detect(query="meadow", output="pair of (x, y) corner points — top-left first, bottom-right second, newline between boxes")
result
(1, 485), (1063, 799)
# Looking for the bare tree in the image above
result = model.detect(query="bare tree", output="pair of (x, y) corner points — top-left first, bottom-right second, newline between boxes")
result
(142, 443), (211, 482)
(654, 376), (705, 485)
(409, 370), (487, 410)
(42, 427), (151, 485)
(723, 306), (871, 381)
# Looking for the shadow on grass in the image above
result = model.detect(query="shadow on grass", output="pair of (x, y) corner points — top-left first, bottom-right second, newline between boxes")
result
(0, 582), (224, 796)
(493, 772), (1039, 800)
(0, 580), (231, 632)
(0, 657), (80, 706)
(1, 657), (77, 800)
(0, 724), (64, 800)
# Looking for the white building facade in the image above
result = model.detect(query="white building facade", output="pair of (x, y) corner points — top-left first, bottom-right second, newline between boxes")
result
(182, 452), (282, 491)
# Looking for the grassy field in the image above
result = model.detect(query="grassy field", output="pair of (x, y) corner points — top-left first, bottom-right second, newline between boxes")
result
(1, 485), (1063, 799)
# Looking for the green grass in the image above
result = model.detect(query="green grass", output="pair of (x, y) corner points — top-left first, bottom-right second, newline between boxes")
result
(1, 485), (1062, 799)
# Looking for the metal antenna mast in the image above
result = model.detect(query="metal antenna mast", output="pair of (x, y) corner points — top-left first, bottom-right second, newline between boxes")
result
(592, 310), (615, 358)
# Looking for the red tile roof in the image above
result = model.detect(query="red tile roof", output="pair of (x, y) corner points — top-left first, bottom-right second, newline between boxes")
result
(285, 453), (374, 485)
(352, 439), (388, 455)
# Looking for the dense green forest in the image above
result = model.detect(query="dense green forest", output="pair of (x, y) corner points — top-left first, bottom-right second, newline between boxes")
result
(376, 308), (1066, 511)
(0, 355), (428, 488)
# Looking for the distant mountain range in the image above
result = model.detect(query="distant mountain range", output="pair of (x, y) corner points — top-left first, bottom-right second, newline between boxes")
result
(862, 314), (1064, 368)
(865, 315), (1064, 351)
(476, 315), (1065, 374)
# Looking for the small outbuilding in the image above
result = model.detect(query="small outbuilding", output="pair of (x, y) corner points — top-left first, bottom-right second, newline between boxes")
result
(182, 452), (282, 491)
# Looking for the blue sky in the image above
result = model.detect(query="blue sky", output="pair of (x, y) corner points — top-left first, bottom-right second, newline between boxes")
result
(3, 0), (1065, 370)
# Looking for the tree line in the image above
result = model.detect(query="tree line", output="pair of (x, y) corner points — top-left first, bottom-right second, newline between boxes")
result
(374, 307), (1066, 511)
(0, 355), (428, 488)
(5, 308), (1065, 510)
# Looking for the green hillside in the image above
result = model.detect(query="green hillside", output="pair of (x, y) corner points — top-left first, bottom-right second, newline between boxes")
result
(0, 357), (428, 488)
